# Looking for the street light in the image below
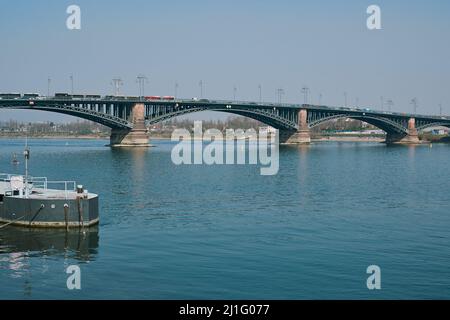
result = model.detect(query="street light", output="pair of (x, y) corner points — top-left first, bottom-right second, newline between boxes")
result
(258, 84), (262, 103)
(70, 74), (74, 95)
(233, 86), (237, 101)
(136, 74), (149, 98)
(199, 80), (203, 98)
(410, 98), (418, 114)
(386, 99), (394, 112)
(47, 77), (51, 97)
(301, 86), (310, 104)
(175, 82), (179, 98)
(111, 77), (124, 96)
(277, 88), (285, 103)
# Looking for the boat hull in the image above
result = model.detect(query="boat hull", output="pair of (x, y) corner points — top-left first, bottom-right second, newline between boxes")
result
(0, 196), (99, 228)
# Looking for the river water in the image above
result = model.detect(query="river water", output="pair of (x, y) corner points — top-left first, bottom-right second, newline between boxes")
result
(1, 138), (450, 299)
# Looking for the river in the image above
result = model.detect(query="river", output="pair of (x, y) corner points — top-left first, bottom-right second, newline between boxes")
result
(1, 138), (450, 299)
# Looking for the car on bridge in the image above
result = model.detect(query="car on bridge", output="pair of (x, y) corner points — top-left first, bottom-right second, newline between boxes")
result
(22, 93), (39, 99)
(145, 96), (161, 101)
(54, 93), (71, 99)
(0, 93), (21, 99)
(85, 94), (101, 99)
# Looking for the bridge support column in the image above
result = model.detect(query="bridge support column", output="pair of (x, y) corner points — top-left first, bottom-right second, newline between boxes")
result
(109, 103), (150, 147)
(280, 109), (311, 144)
(385, 118), (420, 144)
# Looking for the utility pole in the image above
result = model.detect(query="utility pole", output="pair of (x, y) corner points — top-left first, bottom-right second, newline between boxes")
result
(386, 99), (394, 112)
(111, 77), (124, 96)
(136, 74), (148, 98)
(410, 98), (418, 114)
(70, 74), (74, 95)
(277, 88), (285, 103)
(301, 86), (309, 104)
(47, 77), (51, 97)
(199, 80), (203, 98)
(258, 84), (262, 103)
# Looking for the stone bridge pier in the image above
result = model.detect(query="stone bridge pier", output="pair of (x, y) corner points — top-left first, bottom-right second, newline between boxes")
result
(280, 109), (311, 144)
(386, 118), (420, 144)
(110, 103), (150, 147)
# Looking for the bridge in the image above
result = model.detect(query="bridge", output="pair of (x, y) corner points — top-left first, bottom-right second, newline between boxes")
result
(1, 96), (450, 146)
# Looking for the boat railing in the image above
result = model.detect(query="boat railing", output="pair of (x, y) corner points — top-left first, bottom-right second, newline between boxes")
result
(0, 174), (77, 199)
(42, 181), (77, 199)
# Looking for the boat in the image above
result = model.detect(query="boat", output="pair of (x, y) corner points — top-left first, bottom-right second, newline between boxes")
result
(0, 147), (99, 228)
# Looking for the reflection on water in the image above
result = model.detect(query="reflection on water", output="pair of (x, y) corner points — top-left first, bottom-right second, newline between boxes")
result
(0, 226), (99, 297)
(0, 226), (99, 269)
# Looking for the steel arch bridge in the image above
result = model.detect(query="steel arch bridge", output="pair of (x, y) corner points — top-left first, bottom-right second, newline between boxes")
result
(1, 97), (450, 144)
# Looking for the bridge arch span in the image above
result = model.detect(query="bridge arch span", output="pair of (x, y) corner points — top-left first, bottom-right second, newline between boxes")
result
(146, 106), (298, 131)
(308, 113), (409, 135)
(9, 105), (132, 129)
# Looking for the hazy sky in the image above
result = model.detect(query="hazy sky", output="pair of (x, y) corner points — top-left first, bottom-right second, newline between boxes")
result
(0, 0), (449, 122)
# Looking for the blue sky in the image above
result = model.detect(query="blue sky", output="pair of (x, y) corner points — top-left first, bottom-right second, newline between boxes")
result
(0, 0), (449, 122)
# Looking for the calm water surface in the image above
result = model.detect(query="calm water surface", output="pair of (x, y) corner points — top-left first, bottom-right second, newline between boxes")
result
(1, 138), (450, 299)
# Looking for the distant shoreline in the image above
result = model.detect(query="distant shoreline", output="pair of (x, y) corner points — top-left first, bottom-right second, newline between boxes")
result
(1, 134), (446, 143)
(0, 133), (385, 142)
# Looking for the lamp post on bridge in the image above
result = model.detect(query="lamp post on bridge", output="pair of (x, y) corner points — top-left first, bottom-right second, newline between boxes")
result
(175, 82), (179, 99)
(439, 103), (443, 116)
(410, 98), (418, 114)
(233, 86), (237, 101)
(199, 80), (204, 98)
(301, 86), (310, 104)
(70, 74), (74, 95)
(258, 84), (262, 103)
(111, 78), (123, 96)
(344, 92), (348, 107)
(386, 99), (394, 112)
(47, 77), (51, 97)
(136, 74), (148, 99)
(277, 88), (285, 104)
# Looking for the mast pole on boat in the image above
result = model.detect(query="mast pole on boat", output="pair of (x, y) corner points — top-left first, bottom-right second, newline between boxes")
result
(24, 134), (30, 198)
